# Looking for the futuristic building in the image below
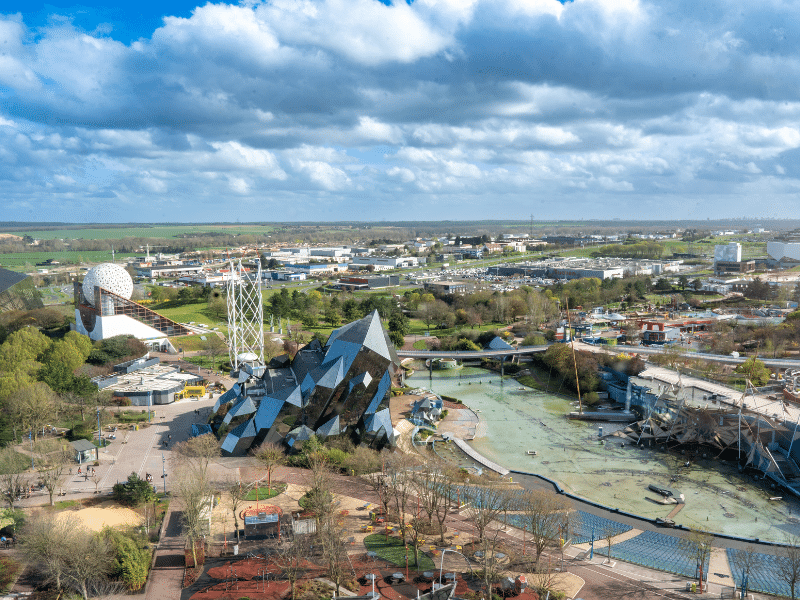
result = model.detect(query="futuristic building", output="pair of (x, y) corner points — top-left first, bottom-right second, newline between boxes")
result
(74, 263), (191, 348)
(0, 267), (43, 314)
(209, 310), (401, 455)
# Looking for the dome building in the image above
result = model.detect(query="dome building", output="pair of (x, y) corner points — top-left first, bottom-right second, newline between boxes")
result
(73, 263), (192, 349)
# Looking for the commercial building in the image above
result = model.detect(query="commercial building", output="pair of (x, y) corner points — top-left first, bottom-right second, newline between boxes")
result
(350, 256), (419, 269)
(488, 257), (683, 281)
(423, 280), (470, 294)
(287, 263), (348, 275)
(337, 275), (400, 291)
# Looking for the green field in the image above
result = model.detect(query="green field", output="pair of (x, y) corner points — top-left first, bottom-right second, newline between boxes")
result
(154, 303), (227, 331)
(6, 224), (276, 240)
(0, 250), (139, 271)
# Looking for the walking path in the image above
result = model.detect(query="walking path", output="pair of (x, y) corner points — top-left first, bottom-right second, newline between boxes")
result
(146, 502), (186, 600)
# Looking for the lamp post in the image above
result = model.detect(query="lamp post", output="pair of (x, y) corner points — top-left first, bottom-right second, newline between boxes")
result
(97, 408), (102, 447)
(148, 391), (152, 423)
(29, 431), (33, 469)
(162, 454), (167, 495)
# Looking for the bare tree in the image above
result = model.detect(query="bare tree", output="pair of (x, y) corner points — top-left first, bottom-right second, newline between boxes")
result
(33, 438), (70, 506)
(220, 476), (253, 544)
(172, 433), (220, 481)
(517, 489), (572, 566)
(0, 447), (28, 510)
(21, 512), (114, 600)
(203, 334), (228, 371)
(732, 544), (759, 595)
(174, 467), (212, 568)
(678, 528), (713, 594)
(21, 512), (74, 591)
(318, 508), (347, 596)
(276, 529), (309, 600)
(779, 536), (800, 600)
(412, 457), (458, 545)
(383, 452), (418, 535)
(463, 483), (512, 595)
(252, 441), (285, 493)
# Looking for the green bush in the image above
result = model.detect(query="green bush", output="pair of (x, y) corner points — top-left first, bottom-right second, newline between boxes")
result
(105, 528), (151, 591)
(113, 473), (156, 507)
(66, 423), (94, 442)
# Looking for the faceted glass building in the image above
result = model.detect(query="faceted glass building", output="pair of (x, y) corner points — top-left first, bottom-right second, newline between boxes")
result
(0, 267), (43, 314)
(210, 310), (401, 456)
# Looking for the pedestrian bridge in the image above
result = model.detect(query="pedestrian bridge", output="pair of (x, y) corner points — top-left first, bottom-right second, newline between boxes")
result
(396, 345), (549, 360)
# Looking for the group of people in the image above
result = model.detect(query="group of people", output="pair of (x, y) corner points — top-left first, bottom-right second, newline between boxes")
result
(75, 466), (96, 479)
(162, 434), (172, 448)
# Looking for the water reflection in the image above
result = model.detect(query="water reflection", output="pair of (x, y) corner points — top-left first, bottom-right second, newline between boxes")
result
(407, 366), (800, 542)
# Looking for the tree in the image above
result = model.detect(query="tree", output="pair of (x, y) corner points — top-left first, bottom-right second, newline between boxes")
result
(678, 275), (688, 290)
(104, 528), (151, 591)
(9, 382), (60, 441)
(172, 433), (220, 482)
(0, 447), (27, 510)
(734, 356), (771, 387)
(220, 477), (252, 544)
(276, 526), (309, 600)
(731, 544), (758, 595)
(779, 536), (800, 600)
(33, 438), (71, 506)
(679, 528), (713, 593)
(388, 312), (410, 336)
(202, 334), (227, 371)
(22, 513), (114, 599)
(112, 473), (156, 507)
(252, 441), (284, 493)
(412, 457), (458, 545)
(464, 483), (512, 594)
(388, 330), (405, 348)
(517, 489), (572, 565)
(175, 466), (213, 568)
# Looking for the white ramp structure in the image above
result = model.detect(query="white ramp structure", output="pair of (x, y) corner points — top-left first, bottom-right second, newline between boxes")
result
(227, 259), (264, 370)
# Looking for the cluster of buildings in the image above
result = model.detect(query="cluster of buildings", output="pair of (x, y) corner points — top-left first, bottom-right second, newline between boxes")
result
(488, 256), (685, 282)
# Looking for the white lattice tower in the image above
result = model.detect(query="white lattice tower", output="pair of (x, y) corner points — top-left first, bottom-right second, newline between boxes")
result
(226, 259), (264, 369)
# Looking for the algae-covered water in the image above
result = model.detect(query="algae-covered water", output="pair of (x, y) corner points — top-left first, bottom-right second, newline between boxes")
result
(407, 366), (800, 543)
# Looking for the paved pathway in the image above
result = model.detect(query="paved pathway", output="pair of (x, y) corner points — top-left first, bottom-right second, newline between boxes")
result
(146, 502), (186, 600)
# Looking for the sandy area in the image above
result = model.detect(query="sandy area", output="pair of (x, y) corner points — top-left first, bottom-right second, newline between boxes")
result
(57, 502), (143, 532)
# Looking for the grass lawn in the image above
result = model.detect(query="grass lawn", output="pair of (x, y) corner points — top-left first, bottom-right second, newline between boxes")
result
(363, 534), (435, 570)
(154, 303), (226, 330)
(183, 355), (228, 373)
(245, 483), (286, 501)
(412, 340), (428, 350)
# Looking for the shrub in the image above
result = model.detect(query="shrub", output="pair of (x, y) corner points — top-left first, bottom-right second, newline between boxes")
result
(105, 528), (151, 591)
(113, 473), (156, 507)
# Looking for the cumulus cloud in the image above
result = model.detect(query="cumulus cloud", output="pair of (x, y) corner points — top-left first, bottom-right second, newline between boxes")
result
(2, 0), (800, 220)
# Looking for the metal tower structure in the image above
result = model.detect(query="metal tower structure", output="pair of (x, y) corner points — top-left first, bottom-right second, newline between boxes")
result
(226, 259), (264, 370)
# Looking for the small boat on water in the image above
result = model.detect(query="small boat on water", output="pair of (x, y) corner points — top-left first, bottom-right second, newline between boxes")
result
(526, 450), (537, 456)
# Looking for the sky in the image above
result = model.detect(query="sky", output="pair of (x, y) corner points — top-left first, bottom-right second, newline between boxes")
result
(1, 0), (800, 223)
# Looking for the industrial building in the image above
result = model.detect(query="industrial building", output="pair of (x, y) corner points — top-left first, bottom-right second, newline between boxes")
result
(337, 275), (400, 291)
(423, 280), (470, 294)
(487, 257), (683, 281)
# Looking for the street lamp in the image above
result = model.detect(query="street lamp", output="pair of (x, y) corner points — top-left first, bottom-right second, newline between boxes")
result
(161, 454), (167, 495)
(97, 408), (102, 447)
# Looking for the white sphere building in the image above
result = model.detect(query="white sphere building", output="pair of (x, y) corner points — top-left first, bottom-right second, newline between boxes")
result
(81, 263), (134, 308)
(74, 263), (190, 347)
